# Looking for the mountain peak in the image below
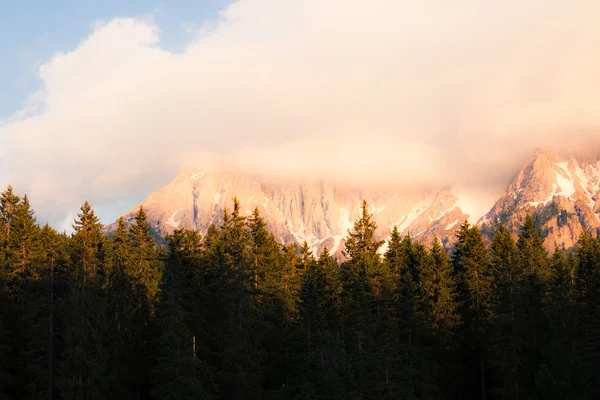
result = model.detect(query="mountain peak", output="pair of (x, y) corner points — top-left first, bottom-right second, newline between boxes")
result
(108, 148), (600, 255)
(480, 147), (600, 249)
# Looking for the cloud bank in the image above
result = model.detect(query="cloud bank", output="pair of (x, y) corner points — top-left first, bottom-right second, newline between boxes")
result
(2, 0), (600, 229)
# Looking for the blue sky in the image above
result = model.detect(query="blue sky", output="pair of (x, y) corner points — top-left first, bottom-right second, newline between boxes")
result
(0, 0), (231, 119)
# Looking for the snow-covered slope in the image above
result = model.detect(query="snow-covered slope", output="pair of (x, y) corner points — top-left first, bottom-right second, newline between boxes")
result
(109, 148), (600, 256)
(106, 166), (470, 259)
(479, 149), (600, 250)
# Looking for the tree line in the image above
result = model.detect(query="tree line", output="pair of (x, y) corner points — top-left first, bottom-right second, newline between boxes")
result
(0, 184), (599, 399)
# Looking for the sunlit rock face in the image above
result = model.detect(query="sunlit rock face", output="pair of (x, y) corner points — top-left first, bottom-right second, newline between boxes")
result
(105, 165), (471, 259)
(479, 149), (600, 251)
(107, 148), (600, 257)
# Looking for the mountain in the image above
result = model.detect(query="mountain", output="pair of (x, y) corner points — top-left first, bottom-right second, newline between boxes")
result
(105, 166), (470, 258)
(479, 148), (600, 250)
(107, 148), (600, 257)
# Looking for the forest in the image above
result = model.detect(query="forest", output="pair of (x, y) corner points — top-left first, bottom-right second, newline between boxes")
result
(0, 184), (599, 399)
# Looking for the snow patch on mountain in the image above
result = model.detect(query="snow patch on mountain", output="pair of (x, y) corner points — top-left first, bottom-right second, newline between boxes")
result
(166, 208), (183, 228)
(445, 219), (459, 231)
(553, 163), (576, 198)
(395, 199), (430, 232)
(331, 207), (354, 255)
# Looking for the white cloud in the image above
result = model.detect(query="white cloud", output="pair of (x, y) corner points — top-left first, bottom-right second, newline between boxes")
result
(2, 0), (600, 226)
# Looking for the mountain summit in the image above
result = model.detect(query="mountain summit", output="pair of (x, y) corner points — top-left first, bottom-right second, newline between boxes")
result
(106, 166), (471, 258)
(108, 148), (600, 255)
(479, 148), (600, 249)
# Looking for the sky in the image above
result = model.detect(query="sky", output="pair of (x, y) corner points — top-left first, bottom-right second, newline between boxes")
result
(1, 0), (600, 231)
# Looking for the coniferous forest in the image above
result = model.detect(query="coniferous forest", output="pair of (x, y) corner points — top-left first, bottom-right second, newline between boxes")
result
(2, 184), (600, 399)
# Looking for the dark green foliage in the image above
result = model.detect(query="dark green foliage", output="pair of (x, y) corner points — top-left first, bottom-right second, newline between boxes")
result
(2, 188), (600, 399)
(488, 223), (525, 399)
(58, 201), (112, 400)
(517, 215), (551, 394)
(452, 220), (493, 400)
(421, 237), (460, 397)
(151, 229), (215, 399)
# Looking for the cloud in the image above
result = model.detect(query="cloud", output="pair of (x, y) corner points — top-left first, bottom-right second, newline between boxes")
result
(2, 0), (600, 226)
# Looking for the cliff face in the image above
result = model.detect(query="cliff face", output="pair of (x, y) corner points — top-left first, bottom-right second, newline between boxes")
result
(105, 167), (469, 258)
(108, 148), (600, 256)
(479, 149), (600, 250)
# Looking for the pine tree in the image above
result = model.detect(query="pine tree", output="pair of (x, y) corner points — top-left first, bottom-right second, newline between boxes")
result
(0, 188), (14, 399)
(340, 201), (384, 397)
(121, 207), (164, 398)
(516, 214), (550, 393)
(58, 201), (110, 400)
(151, 229), (215, 399)
(1, 194), (42, 397)
(247, 208), (291, 393)
(452, 220), (493, 400)
(539, 246), (581, 399)
(21, 223), (69, 400)
(206, 198), (262, 398)
(488, 223), (525, 399)
(421, 237), (460, 397)
(390, 232), (438, 399)
(422, 237), (459, 342)
(127, 206), (163, 305)
(8, 195), (39, 280)
(573, 231), (600, 396)
(103, 217), (140, 397)
(0, 185), (20, 243)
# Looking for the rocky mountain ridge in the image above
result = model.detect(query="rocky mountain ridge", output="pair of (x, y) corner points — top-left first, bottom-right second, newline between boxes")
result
(107, 148), (600, 257)
(479, 149), (600, 249)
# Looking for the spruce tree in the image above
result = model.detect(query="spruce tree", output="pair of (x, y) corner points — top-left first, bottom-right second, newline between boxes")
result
(2, 194), (41, 397)
(127, 206), (163, 305)
(207, 198), (262, 398)
(392, 233), (437, 399)
(516, 214), (550, 393)
(294, 245), (350, 398)
(123, 207), (164, 397)
(452, 220), (493, 400)
(421, 237), (459, 397)
(21, 223), (69, 400)
(489, 223), (525, 399)
(340, 201), (384, 397)
(103, 217), (141, 398)
(539, 246), (581, 399)
(0, 185), (20, 242)
(58, 201), (110, 400)
(151, 228), (215, 399)
(573, 231), (600, 396)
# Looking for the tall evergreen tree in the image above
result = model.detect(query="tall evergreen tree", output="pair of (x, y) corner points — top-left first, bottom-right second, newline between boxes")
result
(452, 220), (493, 400)
(388, 232), (437, 399)
(538, 246), (581, 399)
(151, 228), (215, 400)
(128, 206), (163, 305)
(488, 223), (525, 399)
(2, 194), (41, 397)
(516, 214), (550, 392)
(103, 217), (141, 398)
(21, 223), (69, 400)
(573, 231), (600, 397)
(0, 185), (20, 243)
(58, 201), (110, 400)
(421, 237), (460, 397)
(207, 198), (262, 398)
(340, 201), (384, 397)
